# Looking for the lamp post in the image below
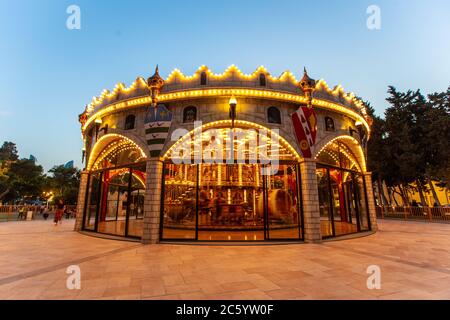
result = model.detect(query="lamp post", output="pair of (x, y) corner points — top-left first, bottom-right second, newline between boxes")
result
(229, 95), (237, 128)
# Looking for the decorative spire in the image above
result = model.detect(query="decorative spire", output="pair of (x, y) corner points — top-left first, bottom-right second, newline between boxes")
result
(147, 65), (165, 106)
(299, 67), (316, 108)
(78, 107), (88, 127)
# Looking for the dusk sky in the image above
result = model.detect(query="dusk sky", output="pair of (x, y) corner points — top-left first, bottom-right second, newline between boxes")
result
(0, 0), (449, 171)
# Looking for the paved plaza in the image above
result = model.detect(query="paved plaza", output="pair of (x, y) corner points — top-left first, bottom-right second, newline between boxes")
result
(0, 219), (449, 299)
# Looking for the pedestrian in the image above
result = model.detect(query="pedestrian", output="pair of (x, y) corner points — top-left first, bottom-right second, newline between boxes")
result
(18, 206), (25, 220)
(54, 199), (65, 225)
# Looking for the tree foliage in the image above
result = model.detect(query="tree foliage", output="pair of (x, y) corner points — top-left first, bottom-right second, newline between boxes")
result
(47, 165), (81, 204)
(367, 86), (450, 205)
(0, 141), (81, 204)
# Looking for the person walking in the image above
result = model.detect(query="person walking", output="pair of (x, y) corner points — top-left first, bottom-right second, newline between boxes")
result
(54, 199), (65, 226)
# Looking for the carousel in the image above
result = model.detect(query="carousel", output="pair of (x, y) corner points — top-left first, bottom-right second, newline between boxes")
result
(75, 65), (377, 243)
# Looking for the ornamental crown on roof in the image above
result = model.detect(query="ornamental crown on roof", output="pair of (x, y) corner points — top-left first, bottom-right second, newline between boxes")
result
(82, 65), (369, 124)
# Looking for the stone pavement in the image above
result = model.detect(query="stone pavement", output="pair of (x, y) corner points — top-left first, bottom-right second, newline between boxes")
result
(0, 219), (449, 300)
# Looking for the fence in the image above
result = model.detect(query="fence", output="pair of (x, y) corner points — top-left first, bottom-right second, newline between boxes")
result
(376, 205), (450, 223)
(0, 205), (77, 222)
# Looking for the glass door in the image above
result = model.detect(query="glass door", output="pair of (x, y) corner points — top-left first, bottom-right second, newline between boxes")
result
(160, 163), (198, 240)
(127, 163), (146, 238)
(197, 163), (265, 241)
(265, 163), (302, 240)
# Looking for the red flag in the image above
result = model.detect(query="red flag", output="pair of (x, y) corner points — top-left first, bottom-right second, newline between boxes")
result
(291, 106), (317, 158)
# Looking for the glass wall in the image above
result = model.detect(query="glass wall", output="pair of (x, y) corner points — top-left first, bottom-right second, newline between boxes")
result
(266, 164), (302, 240)
(161, 163), (197, 240)
(83, 163), (146, 238)
(315, 140), (371, 238)
(197, 163), (265, 241)
(82, 137), (147, 238)
(160, 162), (302, 241)
(316, 167), (333, 237)
(84, 172), (101, 231)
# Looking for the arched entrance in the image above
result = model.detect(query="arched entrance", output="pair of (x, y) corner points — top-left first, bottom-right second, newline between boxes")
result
(314, 136), (371, 238)
(160, 120), (304, 241)
(83, 134), (148, 238)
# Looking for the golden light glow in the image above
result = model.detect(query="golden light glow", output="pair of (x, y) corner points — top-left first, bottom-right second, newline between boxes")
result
(82, 88), (370, 135)
(161, 119), (301, 162)
(87, 134), (147, 170)
(314, 135), (366, 172)
(84, 65), (368, 124)
(94, 118), (103, 124)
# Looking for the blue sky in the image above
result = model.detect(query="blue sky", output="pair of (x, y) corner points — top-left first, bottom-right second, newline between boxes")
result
(0, 0), (449, 171)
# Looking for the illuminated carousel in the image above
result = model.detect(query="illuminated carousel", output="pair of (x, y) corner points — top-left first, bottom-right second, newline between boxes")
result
(75, 65), (377, 243)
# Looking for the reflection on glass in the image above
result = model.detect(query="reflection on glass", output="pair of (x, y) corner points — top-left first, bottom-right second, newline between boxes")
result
(98, 168), (130, 236)
(161, 163), (197, 239)
(329, 169), (358, 236)
(127, 165), (146, 237)
(197, 163), (265, 241)
(84, 173), (101, 231)
(357, 175), (370, 231)
(316, 167), (333, 237)
(266, 164), (301, 239)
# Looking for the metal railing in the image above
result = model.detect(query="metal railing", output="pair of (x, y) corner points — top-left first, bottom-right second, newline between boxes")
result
(376, 205), (450, 223)
(0, 205), (77, 222)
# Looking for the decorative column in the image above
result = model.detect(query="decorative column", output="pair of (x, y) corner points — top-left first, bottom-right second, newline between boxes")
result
(364, 172), (378, 231)
(142, 159), (164, 244)
(300, 159), (322, 243)
(74, 171), (89, 231)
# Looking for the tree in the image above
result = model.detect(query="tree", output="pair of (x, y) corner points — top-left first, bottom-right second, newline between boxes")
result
(0, 141), (19, 163)
(370, 85), (450, 206)
(0, 142), (20, 201)
(3, 159), (45, 202)
(365, 103), (389, 205)
(47, 165), (80, 204)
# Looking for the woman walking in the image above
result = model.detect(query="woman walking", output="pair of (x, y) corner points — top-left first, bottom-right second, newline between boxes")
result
(54, 199), (65, 225)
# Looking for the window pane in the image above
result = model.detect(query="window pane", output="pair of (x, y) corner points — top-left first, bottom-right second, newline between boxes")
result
(316, 167), (333, 237)
(127, 163), (146, 237)
(84, 173), (101, 231)
(330, 169), (358, 236)
(356, 175), (370, 231)
(266, 164), (301, 239)
(197, 163), (265, 241)
(161, 163), (197, 239)
(97, 168), (130, 236)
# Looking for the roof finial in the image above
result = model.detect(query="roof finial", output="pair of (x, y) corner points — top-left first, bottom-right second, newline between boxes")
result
(299, 67), (316, 108)
(147, 64), (165, 107)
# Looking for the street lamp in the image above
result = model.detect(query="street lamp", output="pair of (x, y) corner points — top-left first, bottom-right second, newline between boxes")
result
(229, 95), (237, 128)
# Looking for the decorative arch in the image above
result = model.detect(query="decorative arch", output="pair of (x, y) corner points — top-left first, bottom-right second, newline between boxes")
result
(162, 119), (301, 162)
(314, 135), (366, 172)
(87, 133), (148, 171)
